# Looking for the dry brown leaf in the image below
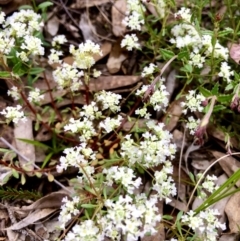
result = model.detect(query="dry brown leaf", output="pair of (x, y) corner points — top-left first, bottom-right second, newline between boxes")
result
(71, 0), (111, 8)
(169, 198), (188, 212)
(211, 150), (240, 187)
(219, 234), (240, 241)
(79, 11), (98, 42)
(229, 43), (240, 64)
(208, 125), (240, 150)
(225, 191), (240, 233)
(6, 208), (57, 230)
(86, 75), (141, 91)
(14, 191), (68, 211)
(163, 98), (184, 131)
(14, 118), (35, 172)
(107, 40), (128, 73)
(46, 15), (60, 36)
(112, 0), (127, 36)
(191, 160), (211, 170)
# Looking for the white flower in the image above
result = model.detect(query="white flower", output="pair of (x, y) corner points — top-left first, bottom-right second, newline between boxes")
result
(186, 116), (200, 135)
(123, 11), (144, 31)
(70, 40), (102, 69)
(21, 35), (44, 56)
(53, 63), (83, 90)
(93, 69), (101, 78)
(0, 12), (5, 24)
(99, 115), (123, 133)
(80, 101), (102, 120)
(141, 63), (157, 77)
(7, 86), (20, 101)
(0, 105), (26, 124)
(48, 49), (63, 64)
(181, 90), (205, 114)
(52, 35), (67, 47)
(103, 166), (142, 194)
(95, 90), (122, 113)
(175, 7), (192, 22)
(121, 34), (140, 51)
(218, 61), (234, 83)
(28, 88), (44, 103)
(189, 52), (205, 68)
(59, 196), (80, 228)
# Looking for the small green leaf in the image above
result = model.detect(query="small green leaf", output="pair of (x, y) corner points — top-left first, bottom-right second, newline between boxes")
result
(29, 67), (45, 75)
(38, 1), (53, 10)
(17, 138), (51, 150)
(0, 71), (11, 78)
(211, 83), (219, 95)
(225, 83), (233, 91)
(41, 152), (53, 169)
(180, 64), (192, 73)
(81, 204), (98, 208)
(218, 29), (233, 37)
(177, 50), (189, 60)
(217, 94), (233, 103)
(18, 4), (33, 10)
(12, 169), (19, 179)
(21, 174), (26, 185)
(199, 86), (212, 97)
(213, 105), (226, 112)
(159, 48), (175, 60)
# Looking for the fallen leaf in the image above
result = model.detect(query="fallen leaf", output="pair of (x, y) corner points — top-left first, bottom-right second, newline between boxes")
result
(225, 191), (240, 233)
(71, 0), (110, 8)
(14, 191), (69, 211)
(46, 15), (60, 36)
(112, 0), (127, 36)
(6, 208), (57, 230)
(14, 118), (35, 172)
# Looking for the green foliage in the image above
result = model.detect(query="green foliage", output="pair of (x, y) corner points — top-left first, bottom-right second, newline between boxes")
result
(0, 187), (41, 200)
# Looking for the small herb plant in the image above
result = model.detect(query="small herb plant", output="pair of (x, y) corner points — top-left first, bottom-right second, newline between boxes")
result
(0, 0), (239, 240)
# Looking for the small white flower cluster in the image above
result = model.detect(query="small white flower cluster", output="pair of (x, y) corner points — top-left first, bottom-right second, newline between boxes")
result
(99, 115), (123, 133)
(170, 8), (230, 69)
(7, 86), (20, 101)
(181, 209), (226, 241)
(0, 105), (26, 124)
(103, 166), (142, 194)
(95, 90), (122, 113)
(121, 0), (146, 51)
(53, 63), (84, 91)
(121, 121), (176, 168)
(80, 101), (102, 121)
(135, 81), (169, 117)
(51, 34), (67, 47)
(121, 34), (140, 51)
(0, 9), (44, 57)
(58, 196), (80, 228)
(48, 49), (63, 64)
(63, 194), (161, 241)
(141, 63), (157, 77)
(56, 143), (96, 184)
(70, 40), (102, 69)
(153, 161), (177, 203)
(218, 61), (234, 83)
(196, 174), (219, 199)
(186, 116), (200, 135)
(28, 88), (44, 103)
(63, 220), (103, 241)
(181, 90), (205, 114)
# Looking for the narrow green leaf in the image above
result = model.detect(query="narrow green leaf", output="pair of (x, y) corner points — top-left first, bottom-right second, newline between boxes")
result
(0, 71), (11, 78)
(29, 67), (45, 75)
(38, 1), (53, 10)
(12, 169), (19, 179)
(81, 204), (98, 208)
(213, 105), (226, 112)
(17, 138), (51, 150)
(217, 94), (233, 103)
(41, 152), (53, 169)
(177, 50), (189, 60)
(211, 82), (219, 95)
(21, 174), (26, 185)
(199, 86), (212, 97)
(159, 48), (175, 60)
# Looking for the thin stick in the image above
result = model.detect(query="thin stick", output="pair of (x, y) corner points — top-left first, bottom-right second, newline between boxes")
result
(0, 137), (73, 195)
